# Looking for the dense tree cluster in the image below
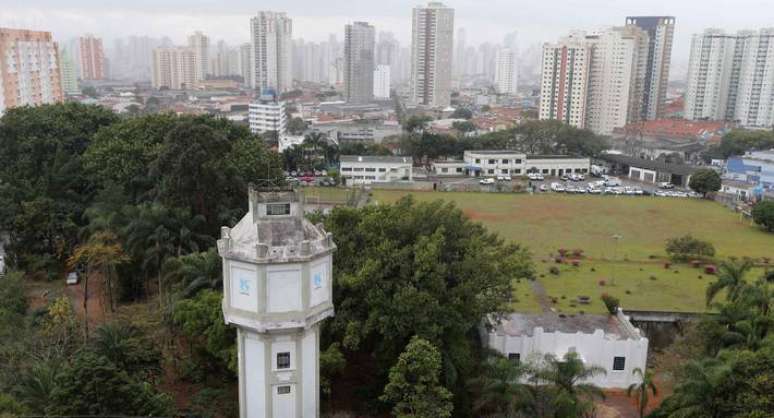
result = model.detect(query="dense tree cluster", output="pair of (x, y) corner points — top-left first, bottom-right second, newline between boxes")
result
(650, 259), (774, 418)
(705, 129), (774, 160)
(399, 119), (609, 167)
(665, 235), (716, 262)
(689, 168), (722, 197)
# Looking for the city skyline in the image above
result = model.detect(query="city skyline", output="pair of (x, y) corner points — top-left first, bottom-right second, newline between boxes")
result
(5, 0), (774, 81)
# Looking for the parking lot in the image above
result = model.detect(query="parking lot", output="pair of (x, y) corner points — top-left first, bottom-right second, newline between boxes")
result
(430, 174), (700, 198)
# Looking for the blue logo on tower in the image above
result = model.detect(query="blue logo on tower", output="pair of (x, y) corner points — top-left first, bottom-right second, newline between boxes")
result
(313, 272), (323, 288)
(239, 278), (251, 296)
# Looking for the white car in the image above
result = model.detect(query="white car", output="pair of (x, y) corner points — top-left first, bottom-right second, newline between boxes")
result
(479, 178), (495, 185)
(551, 182), (565, 192)
(658, 182), (675, 189)
(539, 184), (548, 192)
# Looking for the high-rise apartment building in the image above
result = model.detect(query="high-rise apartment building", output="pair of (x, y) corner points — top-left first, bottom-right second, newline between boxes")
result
(187, 31), (209, 82)
(539, 27), (648, 135)
(494, 48), (518, 95)
(344, 22), (375, 104)
(453, 28), (467, 85)
(410, 2), (454, 108)
(585, 26), (648, 135)
(733, 29), (774, 128)
(625, 16), (676, 120)
(374, 64), (391, 99)
(151, 47), (197, 90)
(250, 11), (293, 93)
(59, 48), (79, 94)
(79, 34), (105, 80)
(539, 33), (593, 129)
(685, 28), (774, 128)
(239, 43), (253, 86)
(0, 28), (63, 115)
(685, 29), (738, 121)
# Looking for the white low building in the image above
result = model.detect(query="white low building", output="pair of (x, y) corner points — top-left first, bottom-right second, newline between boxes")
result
(484, 311), (648, 389)
(431, 151), (590, 178)
(249, 90), (287, 137)
(340, 155), (413, 185)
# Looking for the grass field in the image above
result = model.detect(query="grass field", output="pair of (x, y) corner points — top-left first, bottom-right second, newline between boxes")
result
(371, 191), (774, 314)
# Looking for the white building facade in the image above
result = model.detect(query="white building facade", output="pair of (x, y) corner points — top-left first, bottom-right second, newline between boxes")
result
(432, 151), (590, 178)
(373, 64), (391, 99)
(251, 11), (293, 93)
(410, 2), (455, 108)
(249, 91), (288, 137)
(340, 155), (413, 185)
(494, 47), (518, 95)
(218, 189), (335, 418)
(151, 47), (197, 90)
(484, 311), (648, 389)
(685, 28), (774, 128)
(344, 22), (375, 104)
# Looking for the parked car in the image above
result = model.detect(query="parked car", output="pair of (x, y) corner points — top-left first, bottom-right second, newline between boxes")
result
(539, 184), (548, 192)
(66, 272), (79, 285)
(604, 177), (622, 187)
(658, 182), (675, 189)
(479, 178), (495, 185)
(551, 182), (565, 192)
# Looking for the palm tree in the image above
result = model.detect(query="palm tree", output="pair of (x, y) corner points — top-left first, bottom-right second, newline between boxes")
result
(706, 259), (754, 306)
(535, 352), (606, 418)
(468, 354), (535, 417)
(627, 368), (658, 418)
(657, 357), (730, 418)
(162, 248), (222, 300)
(67, 231), (129, 339)
(14, 361), (60, 413)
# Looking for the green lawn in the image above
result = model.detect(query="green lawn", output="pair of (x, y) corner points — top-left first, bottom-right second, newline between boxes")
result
(302, 187), (354, 204)
(371, 190), (774, 313)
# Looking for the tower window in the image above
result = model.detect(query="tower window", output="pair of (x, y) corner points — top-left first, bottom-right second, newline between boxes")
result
(277, 352), (291, 369)
(277, 385), (291, 394)
(613, 356), (626, 371)
(508, 353), (521, 364)
(266, 203), (290, 216)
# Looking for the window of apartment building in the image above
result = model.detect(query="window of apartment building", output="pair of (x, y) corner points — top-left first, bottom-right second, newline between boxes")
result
(266, 203), (291, 216)
(508, 353), (521, 364)
(365, 168), (376, 172)
(277, 352), (291, 369)
(378, 168), (386, 172)
(353, 167), (364, 172)
(456, 168), (463, 173)
(513, 169), (522, 174)
(488, 159), (496, 164)
(366, 176), (376, 180)
(341, 167), (352, 171)
(502, 159), (509, 164)
(612, 357), (626, 371)
(488, 169), (495, 174)
(502, 169), (508, 174)
(475, 159), (481, 164)
(542, 169), (549, 174)
(515, 159), (522, 164)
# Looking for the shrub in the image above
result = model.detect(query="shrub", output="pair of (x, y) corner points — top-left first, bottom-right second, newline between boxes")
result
(590, 267), (596, 272)
(705, 265), (717, 275)
(598, 279), (606, 286)
(751, 200), (774, 232)
(571, 260), (580, 267)
(664, 262), (671, 269)
(549, 266), (561, 275)
(555, 257), (563, 264)
(558, 248), (568, 257)
(573, 249), (584, 257)
(649, 275), (657, 281)
(625, 290), (631, 295)
(665, 235), (716, 262)
(601, 293), (620, 315)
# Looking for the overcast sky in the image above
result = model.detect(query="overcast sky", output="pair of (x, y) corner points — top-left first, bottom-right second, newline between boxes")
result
(3, 0), (773, 79)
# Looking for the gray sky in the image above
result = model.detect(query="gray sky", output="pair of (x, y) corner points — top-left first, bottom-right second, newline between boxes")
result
(3, 0), (773, 79)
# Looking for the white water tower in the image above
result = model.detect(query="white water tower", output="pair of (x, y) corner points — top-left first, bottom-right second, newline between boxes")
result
(218, 188), (336, 418)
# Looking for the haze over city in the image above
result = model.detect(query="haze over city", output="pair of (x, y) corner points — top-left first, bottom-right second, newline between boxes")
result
(4, 0), (774, 78)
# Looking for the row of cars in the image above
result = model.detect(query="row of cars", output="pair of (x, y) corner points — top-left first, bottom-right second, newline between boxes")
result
(284, 170), (337, 186)
(542, 180), (700, 198)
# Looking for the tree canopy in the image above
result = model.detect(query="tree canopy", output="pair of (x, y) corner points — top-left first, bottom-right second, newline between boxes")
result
(752, 200), (774, 232)
(689, 169), (722, 197)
